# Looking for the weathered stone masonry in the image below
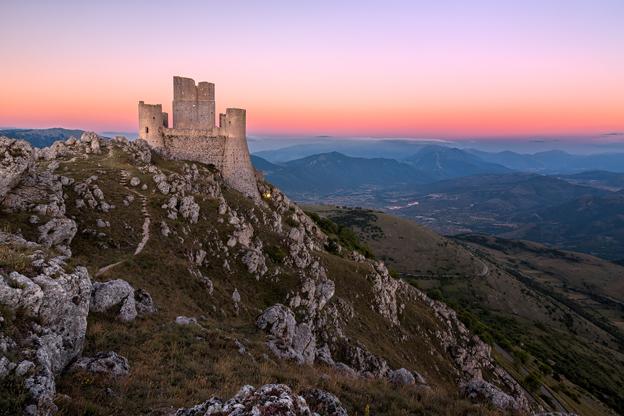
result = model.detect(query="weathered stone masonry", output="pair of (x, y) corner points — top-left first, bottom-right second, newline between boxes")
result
(139, 76), (259, 200)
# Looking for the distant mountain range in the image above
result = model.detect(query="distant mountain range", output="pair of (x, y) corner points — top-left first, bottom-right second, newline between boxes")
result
(403, 145), (511, 179)
(252, 146), (514, 196)
(255, 140), (624, 175)
(0, 127), (84, 147)
(468, 148), (624, 173)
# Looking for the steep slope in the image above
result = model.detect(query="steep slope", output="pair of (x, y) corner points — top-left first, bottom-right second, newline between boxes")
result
(306, 206), (624, 416)
(1, 135), (532, 415)
(506, 191), (624, 259)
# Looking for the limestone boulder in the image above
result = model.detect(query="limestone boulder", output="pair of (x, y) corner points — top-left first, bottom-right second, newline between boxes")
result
(462, 379), (526, 411)
(69, 351), (130, 377)
(80, 131), (102, 154)
(90, 280), (155, 321)
(0, 136), (34, 200)
(387, 368), (416, 386)
(300, 388), (348, 416)
(38, 218), (77, 249)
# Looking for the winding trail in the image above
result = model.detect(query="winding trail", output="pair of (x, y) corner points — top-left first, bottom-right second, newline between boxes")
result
(95, 170), (151, 276)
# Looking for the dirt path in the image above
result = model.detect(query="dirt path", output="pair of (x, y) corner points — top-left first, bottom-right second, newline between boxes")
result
(95, 170), (151, 276)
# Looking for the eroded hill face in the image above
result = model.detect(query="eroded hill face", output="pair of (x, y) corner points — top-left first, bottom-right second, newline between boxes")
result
(0, 135), (533, 415)
(307, 206), (623, 416)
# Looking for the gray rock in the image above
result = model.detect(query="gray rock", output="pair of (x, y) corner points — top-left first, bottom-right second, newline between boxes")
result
(130, 177), (141, 187)
(0, 258), (92, 414)
(0, 137), (34, 200)
(70, 351), (130, 377)
(90, 279), (137, 321)
(175, 316), (197, 325)
(256, 304), (317, 364)
(388, 368), (415, 386)
(15, 360), (35, 377)
(135, 288), (157, 315)
(175, 384), (314, 416)
(301, 388), (348, 416)
(179, 196), (199, 223)
(96, 218), (109, 228)
(37, 218), (77, 249)
(463, 379), (525, 411)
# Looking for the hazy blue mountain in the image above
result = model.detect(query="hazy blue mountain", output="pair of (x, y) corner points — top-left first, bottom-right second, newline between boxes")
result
(0, 127), (84, 148)
(253, 139), (447, 162)
(468, 148), (624, 174)
(252, 152), (428, 196)
(404, 145), (511, 180)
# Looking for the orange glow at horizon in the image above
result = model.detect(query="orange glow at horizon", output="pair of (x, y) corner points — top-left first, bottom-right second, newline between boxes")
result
(1, 1), (623, 139)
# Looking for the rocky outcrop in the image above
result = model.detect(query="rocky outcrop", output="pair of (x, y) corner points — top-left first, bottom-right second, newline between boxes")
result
(175, 384), (346, 416)
(462, 379), (526, 411)
(256, 304), (318, 365)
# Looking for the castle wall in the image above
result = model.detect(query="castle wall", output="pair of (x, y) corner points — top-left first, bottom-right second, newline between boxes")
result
(221, 109), (259, 200)
(138, 101), (165, 148)
(161, 128), (226, 169)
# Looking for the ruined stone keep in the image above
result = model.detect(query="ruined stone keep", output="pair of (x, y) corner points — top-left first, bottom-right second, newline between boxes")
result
(139, 76), (259, 200)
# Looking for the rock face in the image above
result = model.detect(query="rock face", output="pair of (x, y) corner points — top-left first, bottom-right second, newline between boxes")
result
(0, 137), (34, 200)
(69, 352), (130, 378)
(0, 245), (92, 415)
(175, 384), (347, 416)
(462, 379), (526, 411)
(256, 304), (316, 365)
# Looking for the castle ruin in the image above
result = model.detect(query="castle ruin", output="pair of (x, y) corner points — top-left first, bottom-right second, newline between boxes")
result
(139, 76), (259, 200)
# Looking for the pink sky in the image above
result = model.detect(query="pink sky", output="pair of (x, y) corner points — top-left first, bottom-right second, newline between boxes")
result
(1, 0), (623, 138)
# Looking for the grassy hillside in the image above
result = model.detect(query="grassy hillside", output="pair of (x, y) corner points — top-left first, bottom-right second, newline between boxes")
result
(306, 205), (624, 415)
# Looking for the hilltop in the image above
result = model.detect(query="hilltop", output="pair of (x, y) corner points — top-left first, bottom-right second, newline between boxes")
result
(0, 135), (536, 415)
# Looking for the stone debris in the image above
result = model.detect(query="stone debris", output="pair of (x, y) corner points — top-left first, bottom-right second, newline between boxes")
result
(174, 384), (345, 416)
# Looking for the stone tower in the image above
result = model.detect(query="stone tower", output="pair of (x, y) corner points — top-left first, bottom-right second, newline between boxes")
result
(138, 76), (259, 201)
(172, 76), (215, 130)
